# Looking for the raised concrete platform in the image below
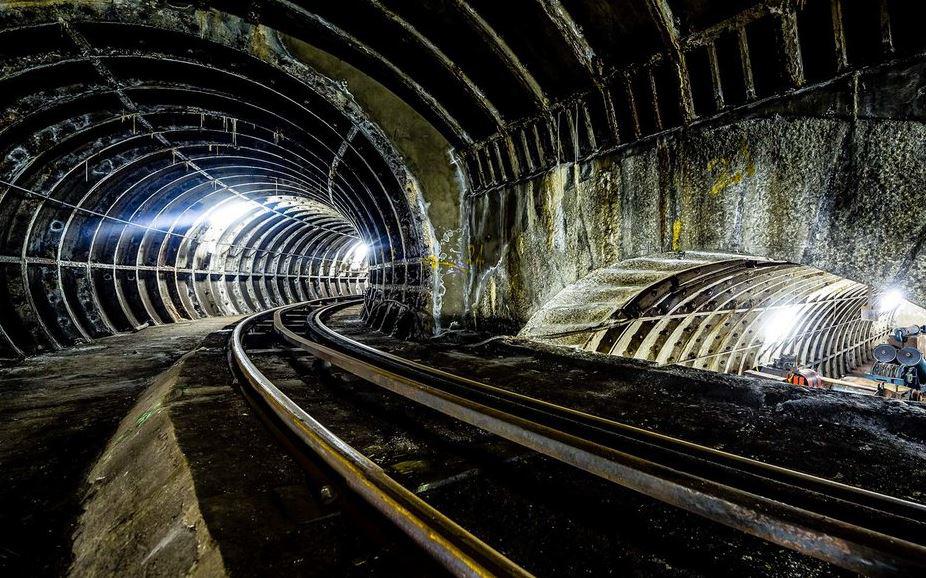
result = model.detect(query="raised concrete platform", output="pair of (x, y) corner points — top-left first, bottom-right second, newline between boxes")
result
(0, 318), (237, 576)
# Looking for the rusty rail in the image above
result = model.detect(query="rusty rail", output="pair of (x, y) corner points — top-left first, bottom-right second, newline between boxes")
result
(230, 298), (533, 578)
(274, 297), (926, 576)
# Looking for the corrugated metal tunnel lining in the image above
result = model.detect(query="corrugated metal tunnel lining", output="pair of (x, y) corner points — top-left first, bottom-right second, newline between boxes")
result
(0, 16), (432, 360)
(522, 252), (902, 378)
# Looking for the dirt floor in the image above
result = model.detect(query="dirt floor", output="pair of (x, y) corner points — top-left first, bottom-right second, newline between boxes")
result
(329, 307), (926, 504)
(0, 318), (235, 577)
(4, 305), (925, 577)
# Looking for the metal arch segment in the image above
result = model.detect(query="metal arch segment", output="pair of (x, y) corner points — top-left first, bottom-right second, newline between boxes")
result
(363, 0), (505, 128)
(535, 0), (602, 80)
(450, 0), (549, 109)
(727, 272), (841, 375)
(271, 0), (473, 145)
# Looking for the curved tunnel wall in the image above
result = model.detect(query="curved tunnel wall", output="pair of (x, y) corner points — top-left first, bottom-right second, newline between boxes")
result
(0, 12), (434, 359)
(461, 1), (926, 331)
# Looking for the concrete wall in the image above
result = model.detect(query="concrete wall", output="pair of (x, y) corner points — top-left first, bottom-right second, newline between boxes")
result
(281, 36), (468, 330)
(463, 58), (926, 330)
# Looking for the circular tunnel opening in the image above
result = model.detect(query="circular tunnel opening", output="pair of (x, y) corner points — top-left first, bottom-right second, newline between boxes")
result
(0, 14), (435, 360)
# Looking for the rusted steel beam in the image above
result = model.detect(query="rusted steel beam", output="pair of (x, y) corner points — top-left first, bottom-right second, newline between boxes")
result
(706, 41), (726, 111)
(451, 0), (549, 109)
(535, 0), (601, 81)
(778, 8), (806, 88)
(644, 0), (695, 123)
(879, 0), (895, 56)
(622, 70), (643, 140)
(831, 0), (849, 72)
(737, 27), (757, 101)
(646, 65), (664, 131)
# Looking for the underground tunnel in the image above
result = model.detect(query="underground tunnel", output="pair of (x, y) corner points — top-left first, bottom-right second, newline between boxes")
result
(2, 1), (926, 577)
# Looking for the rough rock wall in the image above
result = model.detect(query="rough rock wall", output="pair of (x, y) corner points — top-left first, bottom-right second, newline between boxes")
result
(463, 57), (926, 330)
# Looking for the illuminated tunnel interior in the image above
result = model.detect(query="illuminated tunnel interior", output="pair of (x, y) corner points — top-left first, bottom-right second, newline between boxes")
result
(3, 2), (926, 367)
(0, 17), (435, 358)
(522, 252), (926, 379)
(3, 1), (926, 577)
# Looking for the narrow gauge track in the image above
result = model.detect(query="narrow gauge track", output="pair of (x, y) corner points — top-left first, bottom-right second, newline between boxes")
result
(230, 297), (532, 578)
(259, 297), (926, 577)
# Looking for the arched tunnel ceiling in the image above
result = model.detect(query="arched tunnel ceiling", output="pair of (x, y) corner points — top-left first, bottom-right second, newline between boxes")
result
(0, 5), (441, 358)
(241, 0), (776, 146)
(10, 0), (875, 153)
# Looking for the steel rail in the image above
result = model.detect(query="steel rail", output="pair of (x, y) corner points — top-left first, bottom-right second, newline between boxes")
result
(230, 298), (532, 578)
(306, 299), (925, 518)
(275, 298), (926, 576)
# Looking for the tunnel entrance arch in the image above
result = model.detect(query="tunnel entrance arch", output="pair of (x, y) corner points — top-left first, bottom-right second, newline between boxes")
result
(0, 6), (442, 358)
(520, 252), (915, 378)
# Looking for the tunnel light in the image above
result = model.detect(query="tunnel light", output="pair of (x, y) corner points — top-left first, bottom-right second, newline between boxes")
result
(879, 289), (905, 312)
(349, 241), (369, 269)
(208, 200), (253, 228)
(763, 305), (801, 344)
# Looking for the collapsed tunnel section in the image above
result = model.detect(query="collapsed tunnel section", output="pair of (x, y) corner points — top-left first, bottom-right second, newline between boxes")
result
(0, 16), (433, 360)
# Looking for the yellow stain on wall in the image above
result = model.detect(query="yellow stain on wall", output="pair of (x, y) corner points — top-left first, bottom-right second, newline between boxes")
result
(708, 170), (744, 197)
(249, 25), (272, 60)
(672, 218), (683, 251)
(423, 255), (458, 271)
(706, 143), (755, 197)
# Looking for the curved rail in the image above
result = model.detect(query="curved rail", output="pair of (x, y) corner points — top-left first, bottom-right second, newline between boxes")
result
(273, 298), (926, 576)
(230, 298), (532, 578)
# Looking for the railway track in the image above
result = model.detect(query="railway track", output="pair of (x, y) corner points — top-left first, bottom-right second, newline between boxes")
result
(231, 297), (926, 577)
(230, 296), (530, 578)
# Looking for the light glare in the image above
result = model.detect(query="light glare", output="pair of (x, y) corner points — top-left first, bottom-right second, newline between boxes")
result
(879, 289), (904, 312)
(350, 241), (369, 269)
(764, 305), (801, 344)
(208, 200), (253, 228)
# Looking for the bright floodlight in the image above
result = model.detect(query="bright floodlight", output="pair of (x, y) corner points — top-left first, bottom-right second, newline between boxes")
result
(763, 305), (800, 344)
(879, 289), (904, 312)
(350, 241), (369, 268)
(208, 200), (253, 228)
